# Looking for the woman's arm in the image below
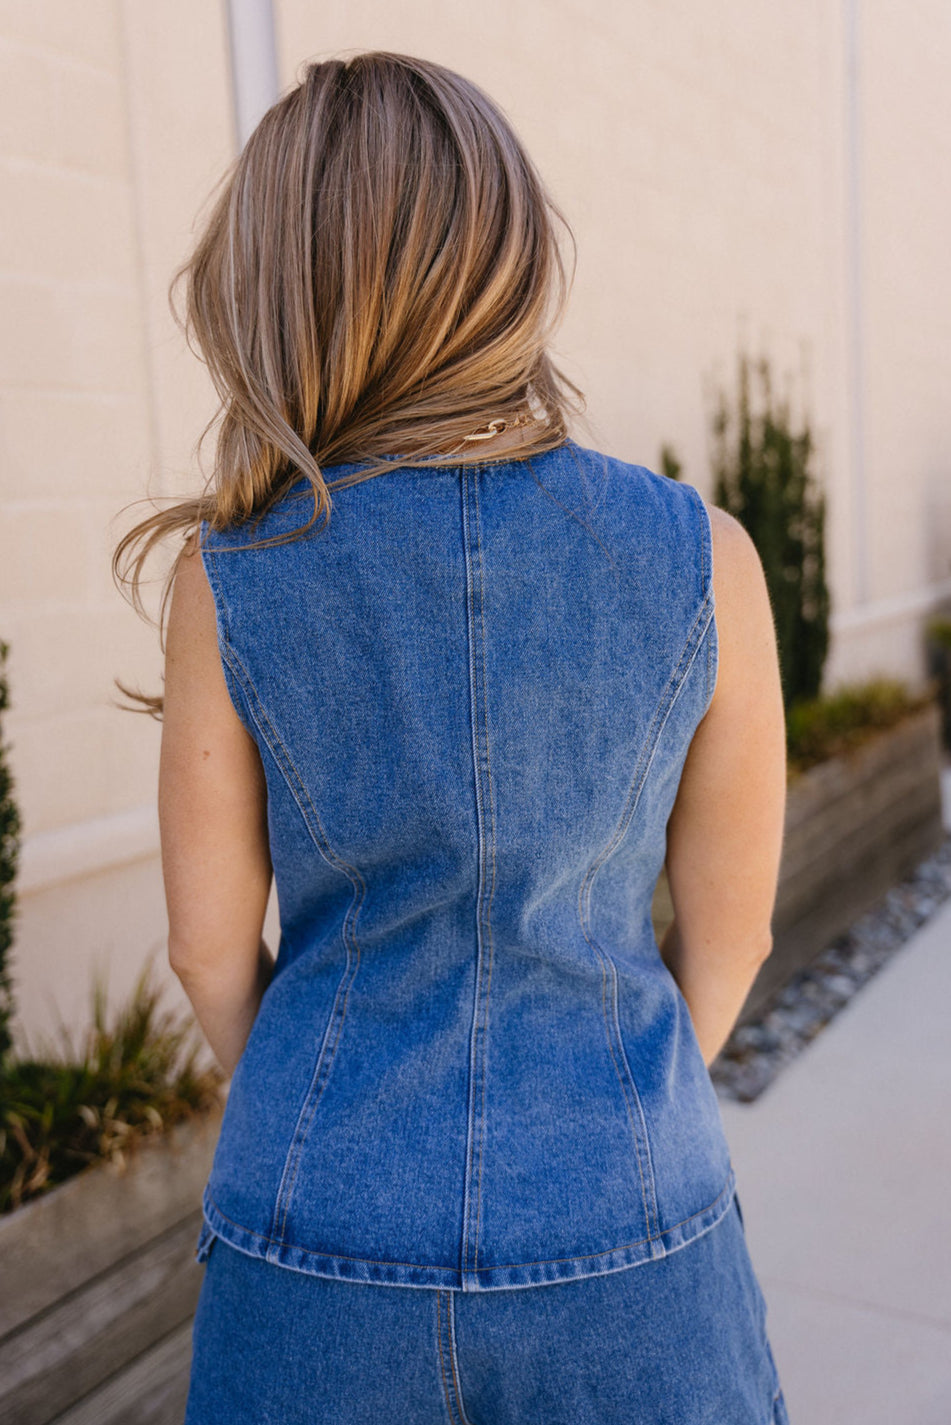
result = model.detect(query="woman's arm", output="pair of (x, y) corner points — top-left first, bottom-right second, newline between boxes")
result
(661, 503), (788, 1067)
(158, 532), (275, 1079)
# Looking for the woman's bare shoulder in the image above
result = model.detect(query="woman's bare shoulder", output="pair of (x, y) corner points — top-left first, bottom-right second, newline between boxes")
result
(700, 498), (776, 706)
(704, 500), (763, 586)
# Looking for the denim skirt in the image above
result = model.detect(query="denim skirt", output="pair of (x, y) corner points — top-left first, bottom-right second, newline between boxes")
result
(184, 1190), (788, 1425)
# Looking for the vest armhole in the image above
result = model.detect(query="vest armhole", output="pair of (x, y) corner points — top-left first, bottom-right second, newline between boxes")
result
(680, 482), (718, 713)
(197, 522), (258, 739)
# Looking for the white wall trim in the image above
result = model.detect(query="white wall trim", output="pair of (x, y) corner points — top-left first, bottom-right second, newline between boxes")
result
(830, 575), (951, 635)
(18, 805), (160, 895)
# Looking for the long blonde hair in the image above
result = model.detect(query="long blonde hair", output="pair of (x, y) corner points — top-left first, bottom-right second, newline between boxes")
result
(112, 51), (585, 714)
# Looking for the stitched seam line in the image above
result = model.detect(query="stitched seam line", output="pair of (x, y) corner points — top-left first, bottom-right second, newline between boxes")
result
(472, 470), (497, 1279)
(577, 589), (714, 931)
(436, 1293), (461, 1425)
(447, 1289), (474, 1425)
(219, 645), (358, 877)
(459, 467), (495, 1284)
(591, 939), (653, 1235)
(459, 470), (482, 1284)
(604, 946), (660, 1233)
(437, 1292), (474, 1425)
(575, 591), (714, 1243)
(691, 483), (717, 709)
(216, 645), (367, 1246)
(593, 940), (659, 1239)
(201, 1172), (735, 1270)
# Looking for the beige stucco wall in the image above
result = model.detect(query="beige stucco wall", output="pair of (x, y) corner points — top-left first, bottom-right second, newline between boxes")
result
(0, 0), (237, 1057)
(1, 0), (948, 1054)
(856, 1), (951, 660)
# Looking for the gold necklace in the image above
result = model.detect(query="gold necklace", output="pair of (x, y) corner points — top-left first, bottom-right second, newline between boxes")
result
(461, 410), (534, 444)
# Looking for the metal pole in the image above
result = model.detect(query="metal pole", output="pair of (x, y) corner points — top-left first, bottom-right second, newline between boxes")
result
(225, 0), (280, 151)
(845, 0), (869, 607)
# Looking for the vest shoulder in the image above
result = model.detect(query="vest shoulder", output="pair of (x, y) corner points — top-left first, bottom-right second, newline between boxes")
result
(562, 441), (704, 503)
(560, 442), (713, 592)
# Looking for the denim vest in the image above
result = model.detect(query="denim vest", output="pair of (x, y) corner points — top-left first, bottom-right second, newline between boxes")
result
(193, 438), (736, 1291)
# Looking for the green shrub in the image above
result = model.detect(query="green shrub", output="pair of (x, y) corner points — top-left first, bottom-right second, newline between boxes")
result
(925, 617), (951, 751)
(710, 351), (831, 712)
(659, 443), (683, 482)
(926, 616), (951, 649)
(786, 676), (933, 778)
(0, 954), (225, 1214)
(0, 639), (20, 1070)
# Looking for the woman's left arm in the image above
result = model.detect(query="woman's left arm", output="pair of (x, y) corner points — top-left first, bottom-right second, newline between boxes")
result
(159, 531), (275, 1079)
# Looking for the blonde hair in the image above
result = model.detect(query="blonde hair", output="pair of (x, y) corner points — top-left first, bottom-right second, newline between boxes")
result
(112, 50), (585, 713)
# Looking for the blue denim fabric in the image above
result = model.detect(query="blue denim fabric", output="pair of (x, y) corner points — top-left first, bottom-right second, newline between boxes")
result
(193, 438), (736, 1292)
(185, 1193), (790, 1424)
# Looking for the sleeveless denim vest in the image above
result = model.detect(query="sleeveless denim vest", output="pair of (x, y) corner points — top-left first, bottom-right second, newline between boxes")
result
(193, 438), (737, 1292)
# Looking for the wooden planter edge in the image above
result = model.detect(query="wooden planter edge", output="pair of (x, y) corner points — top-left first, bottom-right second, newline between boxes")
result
(0, 1098), (224, 1341)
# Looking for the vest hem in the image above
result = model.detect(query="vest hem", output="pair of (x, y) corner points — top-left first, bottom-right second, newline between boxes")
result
(193, 1166), (737, 1292)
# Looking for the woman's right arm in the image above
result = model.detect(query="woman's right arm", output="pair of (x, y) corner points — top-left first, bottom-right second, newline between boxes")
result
(659, 502), (788, 1068)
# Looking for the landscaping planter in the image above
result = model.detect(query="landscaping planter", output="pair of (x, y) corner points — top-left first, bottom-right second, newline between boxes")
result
(925, 633), (951, 752)
(653, 701), (946, 1025)
(0, 1100), (223, 1425)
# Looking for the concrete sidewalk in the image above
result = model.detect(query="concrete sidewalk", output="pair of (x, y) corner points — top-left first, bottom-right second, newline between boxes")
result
(718, 768), (951, 1424)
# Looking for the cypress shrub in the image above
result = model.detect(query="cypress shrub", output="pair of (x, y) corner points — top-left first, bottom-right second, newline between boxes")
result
(659, 442), (683, 483)
(709, 351), (831, 711)
(0, 639), (20, 1069)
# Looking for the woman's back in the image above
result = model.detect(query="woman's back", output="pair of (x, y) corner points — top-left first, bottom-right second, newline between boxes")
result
(133, 48), (792, 1421)
(194, 438), (738, 1290)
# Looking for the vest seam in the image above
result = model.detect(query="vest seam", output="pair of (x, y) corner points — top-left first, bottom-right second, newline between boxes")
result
(598, 942), (660, 1241)
(198, 1167), (737, 1283)
(459, 465), (497, 1287)
(575, 589), (714, 1244)
(472, 469), (498, 1281)
(578, 586), (714, 921)
(213, 641), (368, 1249)
(436, 1293), (459, 1424)
(198, 530), (258, 738)
(447, 1288), (474, 1424)
(684, 481), (718, 711)
(437, 1290), (475, 1425)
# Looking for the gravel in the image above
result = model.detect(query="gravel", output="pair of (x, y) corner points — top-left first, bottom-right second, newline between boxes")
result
(709, 826), (951, 1104)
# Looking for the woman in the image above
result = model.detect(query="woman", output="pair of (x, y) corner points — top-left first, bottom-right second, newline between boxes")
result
(116, 51), (790, 1424)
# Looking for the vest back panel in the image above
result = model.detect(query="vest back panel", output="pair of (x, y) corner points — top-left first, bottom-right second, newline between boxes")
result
(194, 439), (736, 1291)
